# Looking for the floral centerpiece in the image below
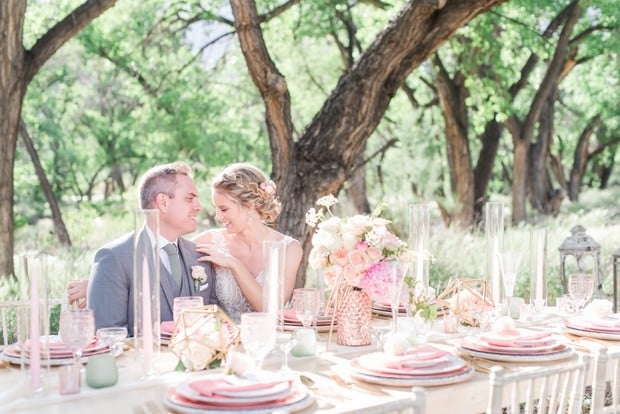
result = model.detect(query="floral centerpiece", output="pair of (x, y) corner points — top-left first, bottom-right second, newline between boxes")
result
(305, 195), (407, 346)
(169, 305), (240, 371)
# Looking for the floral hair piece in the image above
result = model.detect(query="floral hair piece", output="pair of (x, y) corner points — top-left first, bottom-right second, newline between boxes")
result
(259, 180), (276, 194)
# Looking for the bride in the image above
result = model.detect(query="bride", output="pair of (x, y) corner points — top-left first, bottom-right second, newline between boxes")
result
(193, 163), (302, 323)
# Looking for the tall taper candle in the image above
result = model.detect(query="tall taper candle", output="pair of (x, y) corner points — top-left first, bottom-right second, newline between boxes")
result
(142, 256), (153, 375)
(30, 263), (41, 390)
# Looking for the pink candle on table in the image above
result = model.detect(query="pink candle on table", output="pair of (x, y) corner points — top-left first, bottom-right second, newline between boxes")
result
(142, 257), (153, 374)
(30, 265), (41, 389)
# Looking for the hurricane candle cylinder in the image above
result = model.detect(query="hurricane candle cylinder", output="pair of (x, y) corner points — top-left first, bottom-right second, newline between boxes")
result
(133, 209), (161, 377)
(530, 228), (547, 311)
(409, 204), (430, 288)
(19, 254), (50, 392)
(262, 240), (287, 330)
(485, 202), (504, 308)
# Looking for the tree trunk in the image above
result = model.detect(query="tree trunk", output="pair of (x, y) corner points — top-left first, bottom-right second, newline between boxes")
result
(473, 119), (502, 223)
(0, 0), (116, 277)
(432, 54), (474, 228)
(19, 119), (72, 246)
(528, 90), (565, 215)
(230, 0), (508, 287)
(511, 137), (529, 225)
(568, 114), (602, 201)
(0, 0), (27, 278)
(508, 1), (581, 224)
(345, 167), (371, 215)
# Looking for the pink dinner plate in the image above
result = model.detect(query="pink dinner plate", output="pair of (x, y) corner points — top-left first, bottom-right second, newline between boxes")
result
(354, 353), (468, 378)
(167, 383), (310, 412)
(461, 336), (565, 355)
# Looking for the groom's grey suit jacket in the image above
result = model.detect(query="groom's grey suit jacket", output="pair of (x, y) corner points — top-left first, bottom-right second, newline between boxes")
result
(88, 232), (218, 336)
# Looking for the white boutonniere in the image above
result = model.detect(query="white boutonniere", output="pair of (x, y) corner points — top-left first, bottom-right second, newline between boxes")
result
(191, 265), (207, 292)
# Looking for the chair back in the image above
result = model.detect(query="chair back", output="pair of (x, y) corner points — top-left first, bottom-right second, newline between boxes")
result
(0, 300), (26, 350)
(486, 355), (588, 414)
(591, 346), (620, 414)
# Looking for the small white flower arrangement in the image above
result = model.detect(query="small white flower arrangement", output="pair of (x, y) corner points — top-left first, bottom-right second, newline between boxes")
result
(191, 265), (207, 292)
(583, 299), (613, 320)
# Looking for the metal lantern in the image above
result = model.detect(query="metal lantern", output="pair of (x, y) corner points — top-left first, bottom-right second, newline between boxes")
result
(558, 225), (603, 299)
(612, 248), (620, 313)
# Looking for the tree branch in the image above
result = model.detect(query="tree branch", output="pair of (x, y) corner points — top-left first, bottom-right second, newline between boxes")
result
(24, 0), (117, 83)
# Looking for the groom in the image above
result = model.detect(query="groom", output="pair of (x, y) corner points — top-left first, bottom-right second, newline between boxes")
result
(88, 162), (218, 336)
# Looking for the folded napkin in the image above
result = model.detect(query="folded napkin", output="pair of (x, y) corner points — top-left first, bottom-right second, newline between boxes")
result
(161, 321), (175, 334)
(189, 375), (292, 398)
(481, 329), (552, 347)
(580, 315), (620, 329)
(26, 335), (98, 351)
(384, 346), (449, 369)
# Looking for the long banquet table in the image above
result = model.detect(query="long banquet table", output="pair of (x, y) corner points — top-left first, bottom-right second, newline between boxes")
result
(1, 309), (618, 414)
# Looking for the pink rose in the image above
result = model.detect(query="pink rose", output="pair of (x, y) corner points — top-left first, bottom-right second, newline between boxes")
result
(365, 247), (383, 263)
(322, 265), (343, 287)
(347, 249), (369, 267)
(331, 248), (349, 267)
(343, 264), (365, 287)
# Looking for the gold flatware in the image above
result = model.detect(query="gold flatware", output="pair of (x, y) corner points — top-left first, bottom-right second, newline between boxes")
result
(329, 373), (389, 396)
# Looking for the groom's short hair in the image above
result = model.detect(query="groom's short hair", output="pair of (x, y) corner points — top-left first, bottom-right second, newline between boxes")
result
(138, 162), (193, 209)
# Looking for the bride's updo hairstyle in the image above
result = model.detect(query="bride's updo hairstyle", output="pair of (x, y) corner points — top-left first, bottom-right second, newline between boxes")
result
(212, 163), (281, 224)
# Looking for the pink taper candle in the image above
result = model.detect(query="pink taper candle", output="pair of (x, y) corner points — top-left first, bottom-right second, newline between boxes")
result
(142, 257), (153, 374)
(30, 264), (41, 389)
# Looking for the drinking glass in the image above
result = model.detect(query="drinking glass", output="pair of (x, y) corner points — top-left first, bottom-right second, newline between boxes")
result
(292, 288), (322, 329)
(568, 273), (594, 312)
(498, 252), (521, 318)
(96, 327), (128, 357)
(240, 312), (276, 370)
(275, 331), (296, 373)
(173, 296), (204, 324)
(59, 309), (95, 364)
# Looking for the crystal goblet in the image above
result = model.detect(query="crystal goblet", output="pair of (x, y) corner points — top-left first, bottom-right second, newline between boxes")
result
(96, 326), (128, 357)
(240, 312), (276, 370)
(59, 309), (95, 364)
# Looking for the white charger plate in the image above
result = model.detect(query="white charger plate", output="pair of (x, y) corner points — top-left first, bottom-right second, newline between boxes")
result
(457, 345), (575, 363)
(564, 326), (620, 341)
(164, 384), (313, 413)
(350, 365), (475, 387)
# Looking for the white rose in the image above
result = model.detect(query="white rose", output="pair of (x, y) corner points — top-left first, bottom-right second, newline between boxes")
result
(225, 350), (252, 376)
(184, 341), (213, 371)
(583, 299), (613, 320)
(191, 265), (207, 282)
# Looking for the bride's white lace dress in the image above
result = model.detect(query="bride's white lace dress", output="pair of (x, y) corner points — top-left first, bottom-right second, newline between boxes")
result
(211, 231), (293, 323)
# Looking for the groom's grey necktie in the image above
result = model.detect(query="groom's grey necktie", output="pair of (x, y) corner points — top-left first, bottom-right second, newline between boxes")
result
(163, 243), (183, 288)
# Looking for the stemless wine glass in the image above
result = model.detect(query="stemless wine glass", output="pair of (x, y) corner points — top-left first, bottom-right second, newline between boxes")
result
(292, 288), (322, 329)
(498, 252), (521, 318)
(59, 309), (95, 364)
(96, 326), (128, 357)
(240, 312), (276, 370)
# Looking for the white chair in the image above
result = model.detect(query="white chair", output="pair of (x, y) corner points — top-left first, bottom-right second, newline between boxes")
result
(590, 346), (620, 413)
(486, 355), (589, 414)
(0, 300), (24, 350)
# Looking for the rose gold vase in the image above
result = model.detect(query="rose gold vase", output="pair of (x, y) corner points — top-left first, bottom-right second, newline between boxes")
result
(336, 288), (372, 346)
